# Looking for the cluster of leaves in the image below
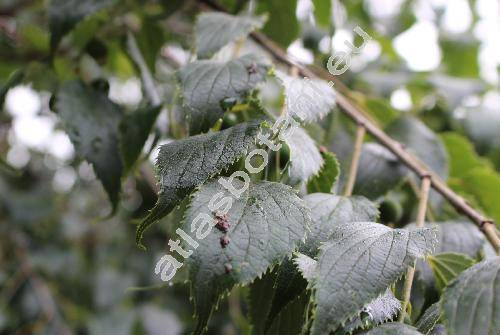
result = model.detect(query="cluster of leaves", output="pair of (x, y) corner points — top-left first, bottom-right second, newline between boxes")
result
(0, 0), (499, 334)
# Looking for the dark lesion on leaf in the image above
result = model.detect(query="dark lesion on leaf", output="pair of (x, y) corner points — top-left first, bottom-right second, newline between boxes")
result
(214, 211), (231, 233)
(220, 235), (230, 248)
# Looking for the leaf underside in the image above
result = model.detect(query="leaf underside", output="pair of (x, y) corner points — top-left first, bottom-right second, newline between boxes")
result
(339, 289), (401, 335)
(278, 72), (336, 123)
(286, 127), (323, 184)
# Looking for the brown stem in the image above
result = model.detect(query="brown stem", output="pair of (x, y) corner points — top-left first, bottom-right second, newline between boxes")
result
(398, 266), (415, 322)
(398, 176), (431, 322)
(415, 176), (432, 228)
(343, 124), (365, 196)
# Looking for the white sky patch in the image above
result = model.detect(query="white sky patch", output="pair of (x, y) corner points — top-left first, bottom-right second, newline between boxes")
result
(287, 40), (314, 64)
(5, 85), (75, 162)
(364, 0), (405, 19)
(428, 0), (448, 9)
(53, 166), (77, 193)
(482, 91), (500, 110)
(109, 77), (142, 107)
(474, 0), (500, 84)
(7, 144), (30, 168)
(331, 29), (353, 53)
(350, 40), (381, 72)
(441, 0), (472, 34)
(48, 131), (74, 162)
(476, 0), (499, 18)
(390, 87), (412, 111)
(13, 115), (55, 150)
(5, 85), (41, 118)
(296, 0), (314, 21)
(360, 40), (381, 63)
(319, 36), (331, 54)
(412, 0), (436, 21)
(393, 21), (441, 71)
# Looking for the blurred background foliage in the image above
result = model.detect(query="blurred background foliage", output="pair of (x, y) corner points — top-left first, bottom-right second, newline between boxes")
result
(0, 0), (499, 334)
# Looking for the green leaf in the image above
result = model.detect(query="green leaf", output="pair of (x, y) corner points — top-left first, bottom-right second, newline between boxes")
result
(429, 74), (485, 109)
(310, 222), (436, 334)
(184, 180), (310, 334)
(386, 116), (448, 207)
(119, 105), (161, 174)
(431, 222), (487, 256)
(279, 73), (336, 122)
(178, 54), (269, 134)
(136, 19), (165, 72)
(353, 143), (407, 199)
(461, 106), (500, 154)
(312, 0), (331, 28)
(136, 121), (260, 248)
(440, 37), (479, 78)
(256, 0), (299, 47)
(412, 222), (490, 299)
(48, 0), (114, 52)
(386, 116), (448, 180)
(266, 292), (310, 335)
(195, 12), (266, 58)
(360, 323), (423, 335)
(441, 258), (500, 335)
(427, 252), (476, 291)
(416, 302), (441, 334)
(441, 132), (491, 179)
(303, 193), (379, 254)
(248, 270), (277, 335)
(285, 127), (323, 184)
(462, 167), (500, 228)
(307, 151), (340, 194)
(428, 325), (446, 335)
(55, 80), (123, 210)
(265, 257), (309, 331)
(0, 69), (24, 111)
(360, 96), (400, 127)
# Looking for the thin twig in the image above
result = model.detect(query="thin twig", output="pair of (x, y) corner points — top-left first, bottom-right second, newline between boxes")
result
(398, 266), (415, 322)
(398, 176), (431, 322)
(343, 124), (365, 196)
